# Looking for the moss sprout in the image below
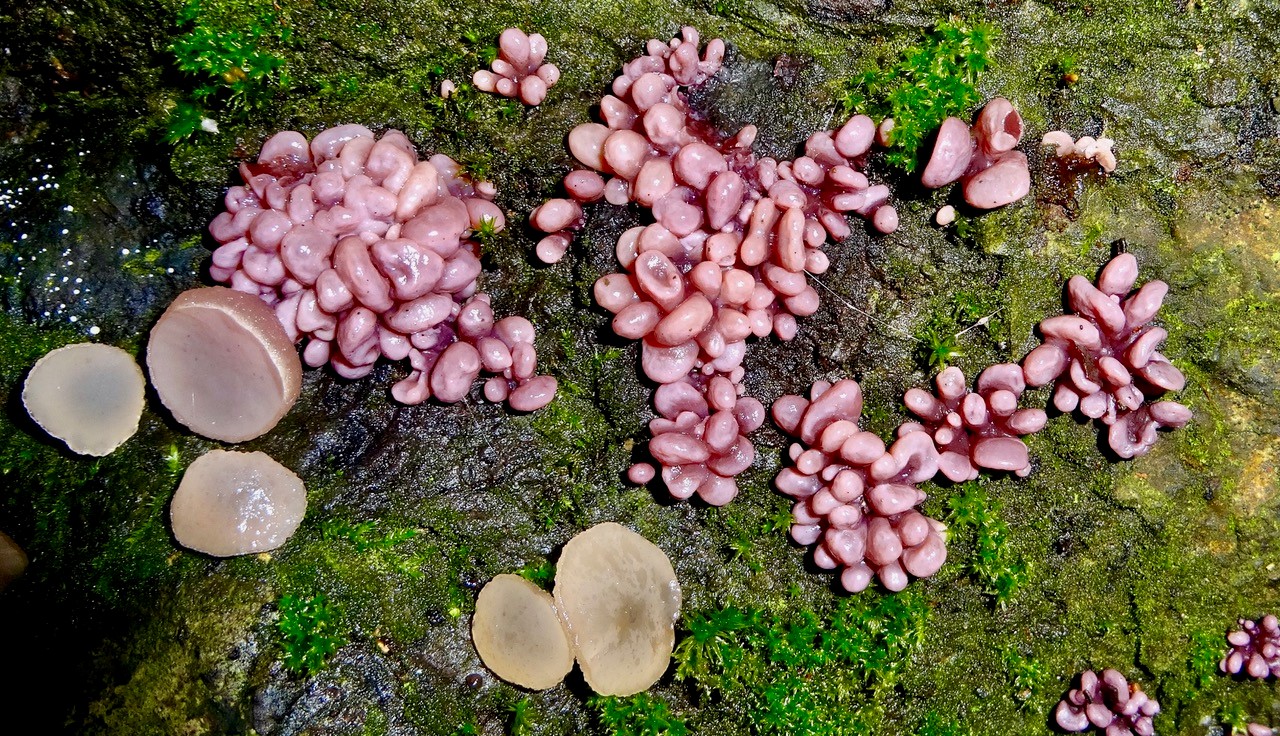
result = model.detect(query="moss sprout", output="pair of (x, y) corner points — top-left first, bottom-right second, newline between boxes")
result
(277, 592), (344, 676)
(842, 21), (999, 172)
(946, 482), (1027, 606)
(592, 694), (689, 736)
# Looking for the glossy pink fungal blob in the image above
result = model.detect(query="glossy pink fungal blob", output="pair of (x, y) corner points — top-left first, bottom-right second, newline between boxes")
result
(921, 97), (1031, 210)
(1021, 252), (1190, 458)
(772, 379), (948, 593)
(473, 28), (560, 106)
(1054, 669), (1159, 735)
(207, 126), (556, 411)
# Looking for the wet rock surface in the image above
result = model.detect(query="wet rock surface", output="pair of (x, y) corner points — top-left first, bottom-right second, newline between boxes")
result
(0, 0), (1278, 734)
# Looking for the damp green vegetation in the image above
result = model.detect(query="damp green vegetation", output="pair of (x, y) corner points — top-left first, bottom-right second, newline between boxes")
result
(592, 694), (689, 736)
(673, 593), (928, 733)
(843, 21), (998, 173)
(277, 592), (345, 675)
(2, 0), (1280, 733)
(946, 482), (1027, 607)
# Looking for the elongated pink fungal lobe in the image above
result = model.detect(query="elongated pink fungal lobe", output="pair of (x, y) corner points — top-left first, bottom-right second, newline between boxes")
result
(772, 379), (948, 593)
(207, 126), (555, 411)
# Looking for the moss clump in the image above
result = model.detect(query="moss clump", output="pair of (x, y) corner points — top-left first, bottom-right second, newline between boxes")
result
(167, 0), (293, 140)
(277, 592), (344, 675)
(842, 21), (998, 172)
(592, 694), (689, 736)
(673, 592), (929, 734)
(945, 482), (1028, 607)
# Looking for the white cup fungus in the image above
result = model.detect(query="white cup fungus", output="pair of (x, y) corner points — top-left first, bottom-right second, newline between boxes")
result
(170, 450), (306, 557)
(471, 574), (574, 690)
(22, 342), (145, 456)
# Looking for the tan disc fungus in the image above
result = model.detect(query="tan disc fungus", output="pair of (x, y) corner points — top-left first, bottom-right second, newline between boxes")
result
(0, 531), (29, 592)
(554, 522), (682, 696)
(22, 342), (145, 456)
(170, 450), (306, 557)
(472, 574), (574, 690)
(148, 286), (301, 443)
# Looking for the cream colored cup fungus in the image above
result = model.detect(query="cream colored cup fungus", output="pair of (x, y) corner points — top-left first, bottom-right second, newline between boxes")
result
(0, 530), (29, 592)
(554, 522), (682, 696)
(472, 574), (574, 690)
(170, 450), (306, 557)
(147, 286), (301, 443)
(22, 342), (146, 456)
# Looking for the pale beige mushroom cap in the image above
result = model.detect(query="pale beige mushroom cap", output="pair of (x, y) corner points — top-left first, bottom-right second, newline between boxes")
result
(472, 574), (574, 690)
(22, 342), (145, 456)
(170, 450), (306, 557)
(147, 286), (301, 443)
(0, 531), (28, 593)
(554, 522), (682, 696)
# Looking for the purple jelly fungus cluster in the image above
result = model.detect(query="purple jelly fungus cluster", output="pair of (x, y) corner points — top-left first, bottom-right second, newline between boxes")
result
(1042, 131), (1118, 172)
(921, 97), (1032, 209)
(1246, 725), (1276, 736)
(901, 364), (1047, 482)
(531, 26), (908, 504)
(1021, 252), (1191, 458)
(1054, 669), (1159, 736)
(772, 380), (948, 592)
(472, 28), (561, 106)
(207, 126), (557, 411)
(1221, 614), (1280, 679)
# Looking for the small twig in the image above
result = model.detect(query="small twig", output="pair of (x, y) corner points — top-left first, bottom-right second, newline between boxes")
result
(806, 272), (923, 342)
(954, 308), (1003, 338)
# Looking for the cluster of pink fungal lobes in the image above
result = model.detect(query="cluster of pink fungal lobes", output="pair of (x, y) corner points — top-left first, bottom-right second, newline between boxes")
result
(206, 125), (557, 411)
(1221, 614), (1280, 679)
(921, 97), (1032, 209)
(1054, 669), (1159, 736)
(1021, 252), (1191, 459)
(902, 364), (1046, 482)
(533, 26), (901, 504)
(772, 380), (948, 592)
(472, 28), (560, 106)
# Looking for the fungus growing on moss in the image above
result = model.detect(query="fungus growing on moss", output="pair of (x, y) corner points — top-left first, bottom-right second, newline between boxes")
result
(472, 28), (560, 106)
(773, 379), (948, 592)
(206, 127), (556, 410)
(1221, 614), (1280, 679)
(1042, 131), (1117, 172)
(901, 364), (1046, 481)
(540, 26), (900, 504)
(0, 531), (28, 593)
(148, 286), (301, 443)
(472, 574), (574, 690)
(1021, 252), (1190, 458)
(1054, 669), (1158, 735)
(554, 522), (682, 696)
(22, 343), (146, 456)
(170, 449), (306, 557)
(920, 97), (1031, 210)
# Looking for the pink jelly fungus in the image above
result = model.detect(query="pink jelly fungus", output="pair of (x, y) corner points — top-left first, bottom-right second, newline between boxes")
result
(533, 27), (901, 504)
(1054, 669), (1159, 735)
(921, 98), (1031, 210)
(472, 28), (560, 106)
(1021, 252), (1189, 458)
(1221, 614), (1280, 680)
(772, 379), (948, 593)
(207, 126), (556, 411)
(901, 364), (1046, 482)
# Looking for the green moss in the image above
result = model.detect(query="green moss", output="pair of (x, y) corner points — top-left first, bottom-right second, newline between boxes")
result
(277, 592), (344, 675)
(592, 694), (689, 736)
(842, 21), (998, 172)
(946, 482), (1028, 607)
